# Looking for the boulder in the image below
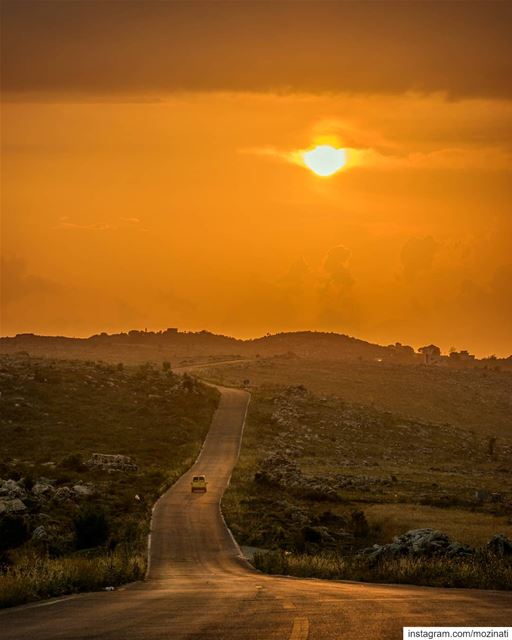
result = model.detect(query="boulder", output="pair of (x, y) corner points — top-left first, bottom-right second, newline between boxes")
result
(73, 483), (95, 497)
(0, 479), (27, 500)
(32, 483), (55, 499)
(0, 498), (27, 514)
(487, 534), (512, 557)
(53, 487), (75, 503)
(360, 528), (474, 561)
(31, 525), (49, 542)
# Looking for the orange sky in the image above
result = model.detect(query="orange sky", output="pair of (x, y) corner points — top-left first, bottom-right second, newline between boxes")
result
(1, 2), (511, 356)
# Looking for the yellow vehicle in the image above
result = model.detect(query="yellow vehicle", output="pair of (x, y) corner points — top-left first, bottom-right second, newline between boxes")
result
(191, 474), (208, 493)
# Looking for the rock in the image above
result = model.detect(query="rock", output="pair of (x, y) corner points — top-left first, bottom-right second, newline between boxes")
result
(32, 483), (55, 499)
(73, 483), (95, 497)
(0, 498), (27, 514)
(53, 487), (75, 503)
(360, 528), (474, 561)
(0, 479), (27, 500)
(487, 534), (512, 557)
(31, 525), (49, 542)
(87, 453), (138, 472)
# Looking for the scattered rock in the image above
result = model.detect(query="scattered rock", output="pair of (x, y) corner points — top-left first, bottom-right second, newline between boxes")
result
(87, 453), (138, 472)
(53, 487), (74, 503)
(360, 528), (473, 561)
(0, 479), (27, 500)
(32, 483), (55, 499)
(0, 498), (27, 514)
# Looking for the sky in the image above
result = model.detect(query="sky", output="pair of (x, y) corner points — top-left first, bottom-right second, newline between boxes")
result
(1, 1), (512, 356)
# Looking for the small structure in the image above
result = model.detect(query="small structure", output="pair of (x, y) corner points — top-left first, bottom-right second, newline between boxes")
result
(418, 344), (441, 365)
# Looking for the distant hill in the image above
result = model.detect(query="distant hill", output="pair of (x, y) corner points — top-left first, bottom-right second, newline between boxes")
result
(1, 329), (510, 369)
(0, 329), (414, 365)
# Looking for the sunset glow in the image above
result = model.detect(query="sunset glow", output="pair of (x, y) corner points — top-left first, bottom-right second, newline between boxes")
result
(1, 1), (511, 357)
(303, 145), (347, 176)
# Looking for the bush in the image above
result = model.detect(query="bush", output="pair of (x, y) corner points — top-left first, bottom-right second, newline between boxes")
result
(74, 506), (110, 550)
(59, 453), (86, 472)
(0, 516), (29, 552)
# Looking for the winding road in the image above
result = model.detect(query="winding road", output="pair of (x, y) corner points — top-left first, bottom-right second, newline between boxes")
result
(1, 384), (511, 639)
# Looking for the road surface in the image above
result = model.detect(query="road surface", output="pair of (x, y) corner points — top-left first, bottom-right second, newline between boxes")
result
(1, 385), (511, 639)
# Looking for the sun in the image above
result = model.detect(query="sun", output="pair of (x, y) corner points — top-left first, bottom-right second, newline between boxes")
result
(303, 145), (347, 176)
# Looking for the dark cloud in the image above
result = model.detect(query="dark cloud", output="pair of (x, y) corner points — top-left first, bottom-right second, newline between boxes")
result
(2, 1), (511, 99)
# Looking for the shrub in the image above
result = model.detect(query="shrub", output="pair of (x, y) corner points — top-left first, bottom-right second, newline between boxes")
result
(59, 453), (86, 472)
(0, 516), (29, 552)
(74, 506), (110, 550)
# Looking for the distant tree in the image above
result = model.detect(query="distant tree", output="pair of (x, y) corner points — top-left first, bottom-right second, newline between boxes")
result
(162, 361), (171, 372)
(117, 362), (124, 371)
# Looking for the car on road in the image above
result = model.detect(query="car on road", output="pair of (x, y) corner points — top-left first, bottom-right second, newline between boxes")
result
(191, 474), (208, 493)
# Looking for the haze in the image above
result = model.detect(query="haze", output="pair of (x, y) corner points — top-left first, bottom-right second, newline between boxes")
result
(1, 1), (511, 356)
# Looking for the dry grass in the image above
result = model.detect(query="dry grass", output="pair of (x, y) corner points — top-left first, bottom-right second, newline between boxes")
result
(203, 357), (512, 437)
(365, 504), (512, 548)
(253, 550), (512, 590)
(0, 547), (145, 608)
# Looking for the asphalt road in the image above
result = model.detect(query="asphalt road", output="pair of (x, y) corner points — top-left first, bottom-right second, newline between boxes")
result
(1, 385), (511, 640)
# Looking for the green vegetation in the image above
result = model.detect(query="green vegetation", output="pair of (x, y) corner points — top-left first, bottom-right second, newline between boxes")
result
(222, 385), (512, 589)
(0, 355), (219, 607)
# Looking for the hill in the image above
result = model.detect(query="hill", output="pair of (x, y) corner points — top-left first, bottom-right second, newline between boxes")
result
(2, 329), (510, 369)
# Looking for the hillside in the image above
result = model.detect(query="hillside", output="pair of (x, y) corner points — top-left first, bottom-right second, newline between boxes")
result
(1, 329), (510, 368)
(202, 357), (512, 438)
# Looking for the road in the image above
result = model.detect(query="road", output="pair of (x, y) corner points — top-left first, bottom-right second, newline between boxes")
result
(1, 384), (511, 639)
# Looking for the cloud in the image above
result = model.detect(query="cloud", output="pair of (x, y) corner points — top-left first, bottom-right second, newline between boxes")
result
(246, 143), (512, 174)
(401, 237), (439, 279)
(54, 217), (147, 231)
(2, 2), (511, 100)
(55, 221), (115, 231)
(0, 257), (62, 304)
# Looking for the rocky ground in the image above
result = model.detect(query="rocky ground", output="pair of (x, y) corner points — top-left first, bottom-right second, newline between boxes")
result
(0, 355), (219, 571)
(223, 385), (512, 556)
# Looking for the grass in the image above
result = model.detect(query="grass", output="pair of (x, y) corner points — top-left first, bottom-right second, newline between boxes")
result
(0, 547), (146, 608)
(221, 385), (512, 589)
(0, 354), (219, 607)
(363, 504), (512, 549)
(203, 356), (512, 437)
(253, 550), (512, 591)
